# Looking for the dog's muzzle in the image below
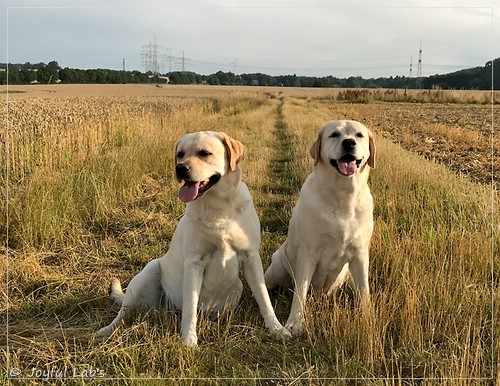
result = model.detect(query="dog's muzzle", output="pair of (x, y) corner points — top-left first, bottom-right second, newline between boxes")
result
(176, 164), (221, 203)
(175, 163), (191, 181)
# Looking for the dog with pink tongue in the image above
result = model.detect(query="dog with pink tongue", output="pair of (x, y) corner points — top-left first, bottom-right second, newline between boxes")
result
(265, 120), (376, 336)
(97, 131), (291, 346)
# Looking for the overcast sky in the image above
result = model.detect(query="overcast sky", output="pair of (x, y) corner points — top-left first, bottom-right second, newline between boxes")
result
(1, 0), (499, 78)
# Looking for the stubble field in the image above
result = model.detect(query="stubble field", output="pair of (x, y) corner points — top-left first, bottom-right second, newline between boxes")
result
(1, 84), (498, 384)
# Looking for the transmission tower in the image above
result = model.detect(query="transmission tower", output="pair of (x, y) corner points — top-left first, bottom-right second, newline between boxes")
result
(416, 42), (423, 89)
(167, 49), (173, 73)
(141, 36), (165, 74)
(174, 50), (191, 72)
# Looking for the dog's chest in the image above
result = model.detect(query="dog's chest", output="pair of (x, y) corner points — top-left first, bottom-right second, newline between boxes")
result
(201, 243), (243, 291)
(317, 189), (373, 242)
(195, 213), (255, 253)
(329, 212), (360, 242)
(312, 206), (372, 262)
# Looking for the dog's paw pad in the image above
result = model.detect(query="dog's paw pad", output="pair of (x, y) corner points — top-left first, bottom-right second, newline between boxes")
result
(285, 318), (305, 337)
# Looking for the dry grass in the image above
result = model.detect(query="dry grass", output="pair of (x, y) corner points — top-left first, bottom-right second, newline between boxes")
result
(333, 88), (497, 105)
(1, 86), (497, 384)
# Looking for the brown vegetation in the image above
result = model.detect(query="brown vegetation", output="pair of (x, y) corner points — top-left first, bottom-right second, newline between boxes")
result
(1, 85), (497, 383)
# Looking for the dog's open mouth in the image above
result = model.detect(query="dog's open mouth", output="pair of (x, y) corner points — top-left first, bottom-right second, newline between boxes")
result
(178, 174), (221, 203)
(330, 155), (362, 176)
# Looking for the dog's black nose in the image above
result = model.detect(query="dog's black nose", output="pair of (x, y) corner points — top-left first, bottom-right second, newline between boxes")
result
(342, 139), (356, 151)
(175, 163), (190, 179)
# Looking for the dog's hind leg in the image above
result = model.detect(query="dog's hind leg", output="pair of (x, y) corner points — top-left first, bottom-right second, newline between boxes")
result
(96, 259), (163, 337)
(109, 278), (125, 305)
(264, 246), (292, 289)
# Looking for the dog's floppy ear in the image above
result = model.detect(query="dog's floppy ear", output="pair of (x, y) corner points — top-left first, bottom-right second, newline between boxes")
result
(174, 140), (180, 165)
(309, 125), (325, 165)
(367, 130), (376, 169)
(174, 139), (182, 181)
(219, 132), (244, 172)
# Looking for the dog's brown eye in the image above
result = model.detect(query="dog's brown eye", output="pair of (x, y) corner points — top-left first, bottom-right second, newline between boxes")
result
(356, 133), (364, 138)
(330, 132), (340, 138)
(177, 151), (185, 158)
(198, 150), (211, 157)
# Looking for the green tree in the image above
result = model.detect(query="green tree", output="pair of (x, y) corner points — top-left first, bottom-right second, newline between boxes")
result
(19, 69), (37, 84)
(48, 60), (61, 69)
(346, 76), (363, 88)
(0, 70), (7, 84)
(37, 66), (59, 83)
(206, 73), (220, 85)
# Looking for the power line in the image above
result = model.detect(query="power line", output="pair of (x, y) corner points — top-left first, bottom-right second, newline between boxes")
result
(185, 59), (410, 72)
(141, 43), (473, 77)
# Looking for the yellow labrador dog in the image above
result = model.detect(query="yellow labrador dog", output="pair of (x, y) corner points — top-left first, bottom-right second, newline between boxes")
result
(97, 131), (291, 346)
(264, 120), (376, 336)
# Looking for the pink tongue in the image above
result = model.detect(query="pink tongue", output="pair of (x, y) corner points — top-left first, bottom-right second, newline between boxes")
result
(337, 160), (357, 176)
(178, 181), (200, 203)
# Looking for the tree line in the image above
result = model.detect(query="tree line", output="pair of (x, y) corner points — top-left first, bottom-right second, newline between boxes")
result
(0, 61), (163, 85)
(1, 59), (498, 90)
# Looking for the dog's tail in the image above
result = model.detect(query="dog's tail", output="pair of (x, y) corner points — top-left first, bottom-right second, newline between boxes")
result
(109, 278), (125, 305)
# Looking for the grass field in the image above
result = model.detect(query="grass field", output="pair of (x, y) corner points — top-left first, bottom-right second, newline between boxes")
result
(1, 85), (498, 384)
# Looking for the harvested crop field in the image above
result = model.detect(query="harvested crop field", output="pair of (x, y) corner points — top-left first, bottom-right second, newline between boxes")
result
(3, 84), (497, 187)
(1, 84), (497, 383)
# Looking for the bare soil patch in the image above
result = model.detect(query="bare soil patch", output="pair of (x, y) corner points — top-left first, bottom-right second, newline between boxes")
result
(329, 102), (498, 188)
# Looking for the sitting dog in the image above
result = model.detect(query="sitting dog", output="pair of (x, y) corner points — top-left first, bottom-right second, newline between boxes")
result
(97, 131), (291, 346)
(264, 120), (376, 336)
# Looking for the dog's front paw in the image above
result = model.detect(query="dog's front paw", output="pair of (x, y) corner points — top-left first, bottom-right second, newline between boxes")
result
(285, 316), (305, 336)
(265, 319), (292, 340)
(272, 324), (292, 340)
(182, 332), (198, 347)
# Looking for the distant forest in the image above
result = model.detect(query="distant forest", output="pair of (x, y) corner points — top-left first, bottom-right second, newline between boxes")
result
(1, 59), (498, 90)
